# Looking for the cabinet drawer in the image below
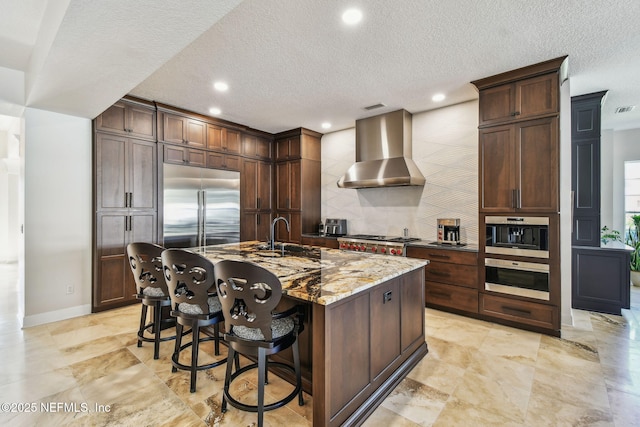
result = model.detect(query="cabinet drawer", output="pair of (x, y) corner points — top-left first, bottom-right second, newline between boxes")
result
(480, 293), (558, 330)
(407, 246), (477, 265)
(426, 262), (477, 288)
(425, 282), (478, 313)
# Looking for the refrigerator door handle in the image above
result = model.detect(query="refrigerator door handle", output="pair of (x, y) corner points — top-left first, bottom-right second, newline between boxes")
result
(202, 190), (207, 247)
(196, 190), (203, 247)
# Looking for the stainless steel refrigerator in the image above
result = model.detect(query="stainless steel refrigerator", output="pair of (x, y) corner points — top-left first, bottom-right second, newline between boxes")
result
(163, 164), (240, 248)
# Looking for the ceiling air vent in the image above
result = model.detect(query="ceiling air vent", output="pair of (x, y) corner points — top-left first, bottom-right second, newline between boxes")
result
(364, 103), (386, 111)
(615, 106), (636, 114)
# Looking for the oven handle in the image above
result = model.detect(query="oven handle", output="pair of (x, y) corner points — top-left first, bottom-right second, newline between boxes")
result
(485, 258), (549, 273)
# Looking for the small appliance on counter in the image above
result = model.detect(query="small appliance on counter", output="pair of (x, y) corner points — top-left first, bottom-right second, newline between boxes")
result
(325, 218), (347, 237)
(437, 218), (461, 245)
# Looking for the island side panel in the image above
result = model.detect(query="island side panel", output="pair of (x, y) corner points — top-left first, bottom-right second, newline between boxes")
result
(314, 268), (427, 427)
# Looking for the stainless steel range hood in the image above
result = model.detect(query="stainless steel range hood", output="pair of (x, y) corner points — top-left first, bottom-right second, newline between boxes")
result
(337, 109), (426, 188)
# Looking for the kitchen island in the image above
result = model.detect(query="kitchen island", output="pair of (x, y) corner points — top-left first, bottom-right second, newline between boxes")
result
(192, 241), (428, 426)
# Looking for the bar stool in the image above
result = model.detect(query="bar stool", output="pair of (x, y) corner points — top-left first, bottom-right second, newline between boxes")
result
(161, 248), (227, 393)
(126, 242), (176, 360)
(214, 259), (304, 427)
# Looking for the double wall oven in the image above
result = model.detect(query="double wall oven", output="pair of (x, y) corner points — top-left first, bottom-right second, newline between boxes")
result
(484, 216), (551, 301)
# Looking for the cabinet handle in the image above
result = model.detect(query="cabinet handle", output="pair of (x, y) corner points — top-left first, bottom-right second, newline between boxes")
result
(128, 192), (133, 208)
(257, 197), (261, 209)
(383, 290), (392, 304)
(510, 111), (521, 116)
(517, 189), (521, 209)
(501, 305), (531, 317)
(257, 214), (260, 225)
(428, 253), (450, 259)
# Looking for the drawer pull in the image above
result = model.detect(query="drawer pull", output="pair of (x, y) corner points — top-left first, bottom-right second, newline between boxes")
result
(429, 291), (451, 300)
(428, 253), (450, 259)
(501, 305), (531, 317)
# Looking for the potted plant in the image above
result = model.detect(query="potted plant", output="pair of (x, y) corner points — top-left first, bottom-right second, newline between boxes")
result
(601, 225), (622, 244)
(626, 215), (640, 287)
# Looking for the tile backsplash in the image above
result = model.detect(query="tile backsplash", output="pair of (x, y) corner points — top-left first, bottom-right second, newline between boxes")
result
(321, 100), (479, 244)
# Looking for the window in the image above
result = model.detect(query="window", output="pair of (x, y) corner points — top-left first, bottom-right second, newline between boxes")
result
(624, 161), (640, 239)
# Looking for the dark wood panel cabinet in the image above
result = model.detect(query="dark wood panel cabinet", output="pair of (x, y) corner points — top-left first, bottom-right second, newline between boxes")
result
(94, 99), (156, 141)
(242, 133), (272, 160)
(479, 293), (558, 331)
(207, 123), (241, 154)
(406, 246), (478, 314)
(241, 158), (272, 211)
(571, 91), (606, 246)
(206, 151), (240, 171)
(161, 113), (206, 147)
(95, 133), (157, 211)
(480, 117), (559, 213)
(163, 144), (206, 167)
(274, 128), (322, 243)
(240, 212), (272, 242)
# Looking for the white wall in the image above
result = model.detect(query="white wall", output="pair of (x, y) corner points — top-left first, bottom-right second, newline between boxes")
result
(0, 122), (20, 263)
(321, 100), (479, 243)
(559, 78), (573, 326)
(22, 108), (92, 327)
(611, 128), (640, 235)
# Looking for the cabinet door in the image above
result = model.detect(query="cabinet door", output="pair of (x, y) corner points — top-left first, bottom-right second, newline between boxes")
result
(163, 114), (187, 144)
(95, 213), (131, 307)
(128, 140), (156, 210)
(207, 152), (225, 169)
(185, 119), (206, 147)
(289, 160), (302, 210)
(517, 117), (559, 212)
(207, 124), (224, 151)
(371, 280), (400, 380)
(163, 144), (188, 165)
(257, 161), (272, 210)
(478, 84), (514, 126)
(242, 134), (272, 159)
(127, 104), (156, 140)
(401, 269), (425, 351)
(276, 162), (291, 209)
(256, 137), (271, 159)
(95, 103), (128, 135)
(186, 148), (206, 167)
(515, 73), (558, 120)
(241, 212), (272, 241)
(276, 137), (301, 161)
(240, 212), (257, 242)
(479, 125), (516, 212)
(275, 212), (301, 243)
(96, 134), (127, 210)
(242, 159), (258, 210)
(225, 129), (242, 154)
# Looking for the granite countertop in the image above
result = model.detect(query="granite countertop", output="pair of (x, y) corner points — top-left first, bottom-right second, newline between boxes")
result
(191, 241), (428, 306)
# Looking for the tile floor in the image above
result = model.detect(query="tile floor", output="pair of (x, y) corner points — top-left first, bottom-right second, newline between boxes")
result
(1, 262), (639, 426)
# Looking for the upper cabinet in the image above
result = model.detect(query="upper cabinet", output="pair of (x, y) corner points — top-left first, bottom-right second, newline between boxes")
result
(478, 74), (559, 127)
(207, 124), (241, 154)
(473, 56), (566, 213)
(95, 99), (156, 141)
(161, 113), (206, 147)
(242, 133), (272, 160)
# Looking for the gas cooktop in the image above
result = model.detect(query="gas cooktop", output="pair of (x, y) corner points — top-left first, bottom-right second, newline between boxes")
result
(342, 234), (421, 243)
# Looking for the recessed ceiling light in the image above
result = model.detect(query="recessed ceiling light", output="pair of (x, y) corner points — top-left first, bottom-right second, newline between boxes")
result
(342, 8), (362, 25)
(213, 81), (228, 92)
(209, 107), (221, 115)
(321, 122), (332, 129)
(432, 93), (446, 102)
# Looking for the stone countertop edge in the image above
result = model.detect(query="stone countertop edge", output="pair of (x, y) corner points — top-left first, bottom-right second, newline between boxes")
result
(192, 241), (428, 306)
(407, 240), (480, 252)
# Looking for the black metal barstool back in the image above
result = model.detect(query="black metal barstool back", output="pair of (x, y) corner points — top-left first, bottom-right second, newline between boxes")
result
(161, 248), (226, 393)
(126, 242), (176, 360)
(214, 259), (304, 427)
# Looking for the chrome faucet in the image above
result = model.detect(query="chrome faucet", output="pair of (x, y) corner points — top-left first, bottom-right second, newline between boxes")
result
(270, 216), (290, 250)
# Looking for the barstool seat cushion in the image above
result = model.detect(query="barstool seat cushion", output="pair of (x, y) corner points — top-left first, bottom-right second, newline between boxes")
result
(178, 296), (222, 315)
(142, 286), (166, 297)
(233, 317), (294, 341)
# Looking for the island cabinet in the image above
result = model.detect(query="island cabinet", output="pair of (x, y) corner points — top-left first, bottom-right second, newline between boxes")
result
(406, 246), (479, 314)
(274, 128), (322, 244)
(94, 98), (156, 141)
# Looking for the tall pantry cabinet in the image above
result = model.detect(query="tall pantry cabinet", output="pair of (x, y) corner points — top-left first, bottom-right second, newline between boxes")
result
(93, 97), (158, 311)
(472, 56), (567, 336)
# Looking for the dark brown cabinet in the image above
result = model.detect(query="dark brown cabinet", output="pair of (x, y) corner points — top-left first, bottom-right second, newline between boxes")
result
(241, 212), (272, 242)
(478, 73), (559, 127)
(207, 124), (241, 154)
(95, 133), (157, 211)
(479, 293), (558, 331)
(406, 246), (479, 314)
(95, 212), (156, 308)
(242, 133), (272, 160)
(94, 99), (156, 141)
(163, 144), (206, 167)
(274, 128), (321, 243)
(206, 152), (240, 171)
(479, 117), (559, 212)
(161, 113), (206, 147)
(240, 158), (273, 242)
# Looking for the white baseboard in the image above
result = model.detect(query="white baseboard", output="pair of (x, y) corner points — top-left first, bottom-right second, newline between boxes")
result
(22, 304), (92, 328)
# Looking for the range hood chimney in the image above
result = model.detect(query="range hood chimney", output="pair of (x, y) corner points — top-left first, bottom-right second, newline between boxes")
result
(337, 109), (426, 188)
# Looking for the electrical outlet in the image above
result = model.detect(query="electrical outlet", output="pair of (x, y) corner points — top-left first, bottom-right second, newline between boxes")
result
(66, 285), (74, 294)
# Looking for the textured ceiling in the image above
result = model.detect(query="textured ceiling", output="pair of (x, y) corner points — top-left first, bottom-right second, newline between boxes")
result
(2, 0), (640, 133)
